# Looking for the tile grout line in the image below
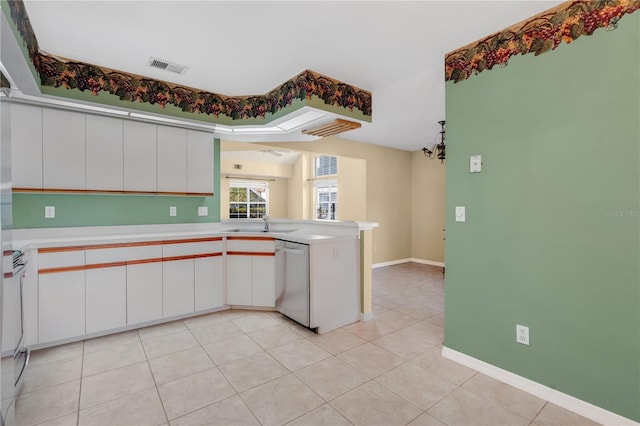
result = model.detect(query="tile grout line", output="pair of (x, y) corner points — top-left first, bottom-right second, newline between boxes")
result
(138, 327), (171, 425)
(528, 401), (550, 426)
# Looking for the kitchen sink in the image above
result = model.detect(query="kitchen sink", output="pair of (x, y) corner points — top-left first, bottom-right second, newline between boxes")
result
(227, 228), (297, 233)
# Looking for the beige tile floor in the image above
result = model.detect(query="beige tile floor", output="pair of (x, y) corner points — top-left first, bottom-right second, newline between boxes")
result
(16, 263), (600, 426)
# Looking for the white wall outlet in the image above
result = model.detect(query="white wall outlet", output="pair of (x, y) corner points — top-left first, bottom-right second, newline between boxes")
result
(516, 324), (530, 345)
(455, 206), (465, 222)
(44, 206), (55, 218)
(169, 206), (177, 217)
(197, 206), (208, 216)
(470, 155), (482, 173)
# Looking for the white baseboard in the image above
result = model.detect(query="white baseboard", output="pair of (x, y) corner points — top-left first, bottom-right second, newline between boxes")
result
(372, 258), (445, 269)
(372, 258), (412, 268)
(410, 258), (445, 267)
(360, 311), (374, 322)
(441, 347), (638, 426)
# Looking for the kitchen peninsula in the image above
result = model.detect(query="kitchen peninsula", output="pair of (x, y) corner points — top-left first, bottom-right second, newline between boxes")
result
(13, 219), (378, 351)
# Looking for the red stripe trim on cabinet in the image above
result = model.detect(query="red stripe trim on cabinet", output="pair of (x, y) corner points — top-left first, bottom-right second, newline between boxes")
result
(226, 236), (275, 241)
(162, 237), (223, 245)
(126, 257), (165, 266)
(13, 188), (214, 197)
(84, 241), (163, 250)
(42, 237), (222, 253)
(39, 246), (86, 253)
(39, 265), (86, 274)
(84, 261), (127, 270)
(39, 253), (224, 273)
(226, 251), (275, 257)
(152, 253), (223, 262)
(191, 252), (223, 259)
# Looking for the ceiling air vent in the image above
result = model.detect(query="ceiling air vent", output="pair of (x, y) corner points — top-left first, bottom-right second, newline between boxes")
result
(302, 119), (361, 137)
(147, 57), (188, 75)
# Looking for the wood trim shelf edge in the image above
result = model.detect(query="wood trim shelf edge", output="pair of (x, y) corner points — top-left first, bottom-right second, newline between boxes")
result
(13, 188), (214, 197)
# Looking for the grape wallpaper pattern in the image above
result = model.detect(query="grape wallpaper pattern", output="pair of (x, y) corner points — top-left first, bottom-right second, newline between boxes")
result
(445, 0), (640, 83)
(3, 0), (372, 123)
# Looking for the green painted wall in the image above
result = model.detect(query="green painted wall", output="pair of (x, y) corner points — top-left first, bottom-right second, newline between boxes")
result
(444, 13), (639, 422)
(12, 139), (221, 228)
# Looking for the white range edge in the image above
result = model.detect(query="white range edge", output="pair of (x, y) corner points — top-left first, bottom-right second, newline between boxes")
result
(13, 219), (378, 250)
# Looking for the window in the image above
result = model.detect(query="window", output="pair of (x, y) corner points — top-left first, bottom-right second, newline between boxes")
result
(314, 155), (337, 177)
(314, 180), (337, 220)
(313, 155), (338, 220)
(229, 180), (269, 219)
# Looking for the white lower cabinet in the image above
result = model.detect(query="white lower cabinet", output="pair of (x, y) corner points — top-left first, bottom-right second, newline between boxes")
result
(85, 266), (126, 334)
(38, 270), (85, 343)
(226, 255), (253, 305)
(226, 254), (275, 307)
(195, 256), (224, 311)
(127, 262), (163, 325)
(252, 255), (275, 307)
(163, 259), (195, 318)
(33, 238), (224, 346)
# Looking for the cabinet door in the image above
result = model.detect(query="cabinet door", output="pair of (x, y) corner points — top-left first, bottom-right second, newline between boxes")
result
(11, 103), (43, 189)
(124, 121), (156, 192)
(252, 255), (275, 307)
(226, 255), (252, 305)
(194, 255), (223, 311)
(127, 262), (163, 325)
(163, 259), (194, 318)
(42, 108), (85, 189)
(86, 115), (124, 190)
(187, 130), (214, 194)
(85, 266), (126, 334)
(157, 125), (187, 193)
(38, 270), (85, 343)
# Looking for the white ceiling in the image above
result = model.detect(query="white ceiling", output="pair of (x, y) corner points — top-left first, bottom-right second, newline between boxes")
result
(20, 0), (563, 151)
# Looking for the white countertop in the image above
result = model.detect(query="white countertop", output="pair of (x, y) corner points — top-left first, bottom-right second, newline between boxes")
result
(13, 219), (377, 250)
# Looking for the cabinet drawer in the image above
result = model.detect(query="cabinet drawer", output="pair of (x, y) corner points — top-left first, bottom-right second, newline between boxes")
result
(85, 243), (163, 264)
(38, 249), (85, 269)
(163, 239), (223, 257)
(226, 238), (274, 253)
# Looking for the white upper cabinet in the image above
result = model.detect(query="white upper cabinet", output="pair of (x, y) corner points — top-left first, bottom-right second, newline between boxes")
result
(187, 130), (214, 194)
(86, 115), (124, 190)
(11, 103), (43, 189)
(42, 108), (86, 189)
(157, 126), (187, 193)
(124, 120), (157, 192)
(10, 105), (213, 195)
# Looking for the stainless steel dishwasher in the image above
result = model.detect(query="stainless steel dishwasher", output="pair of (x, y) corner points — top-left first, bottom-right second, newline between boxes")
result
(274, 240), (312, 330)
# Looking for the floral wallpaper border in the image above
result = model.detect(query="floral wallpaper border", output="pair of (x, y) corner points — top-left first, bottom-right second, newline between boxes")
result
(0, 71), (10, 89)
(4, 0), (371, 122)
(446, 0), (640, 83)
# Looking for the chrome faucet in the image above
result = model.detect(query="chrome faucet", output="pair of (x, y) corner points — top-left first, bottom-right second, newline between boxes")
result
(263, 214), (270, 232)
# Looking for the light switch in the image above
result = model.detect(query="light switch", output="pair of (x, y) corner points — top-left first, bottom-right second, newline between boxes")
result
(198, 206), (208, 216)
(470, 155), (482, 173)
(455, 206), (465, 222)
(45, 206), (55, 219)
(169, 206), (177, 217)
